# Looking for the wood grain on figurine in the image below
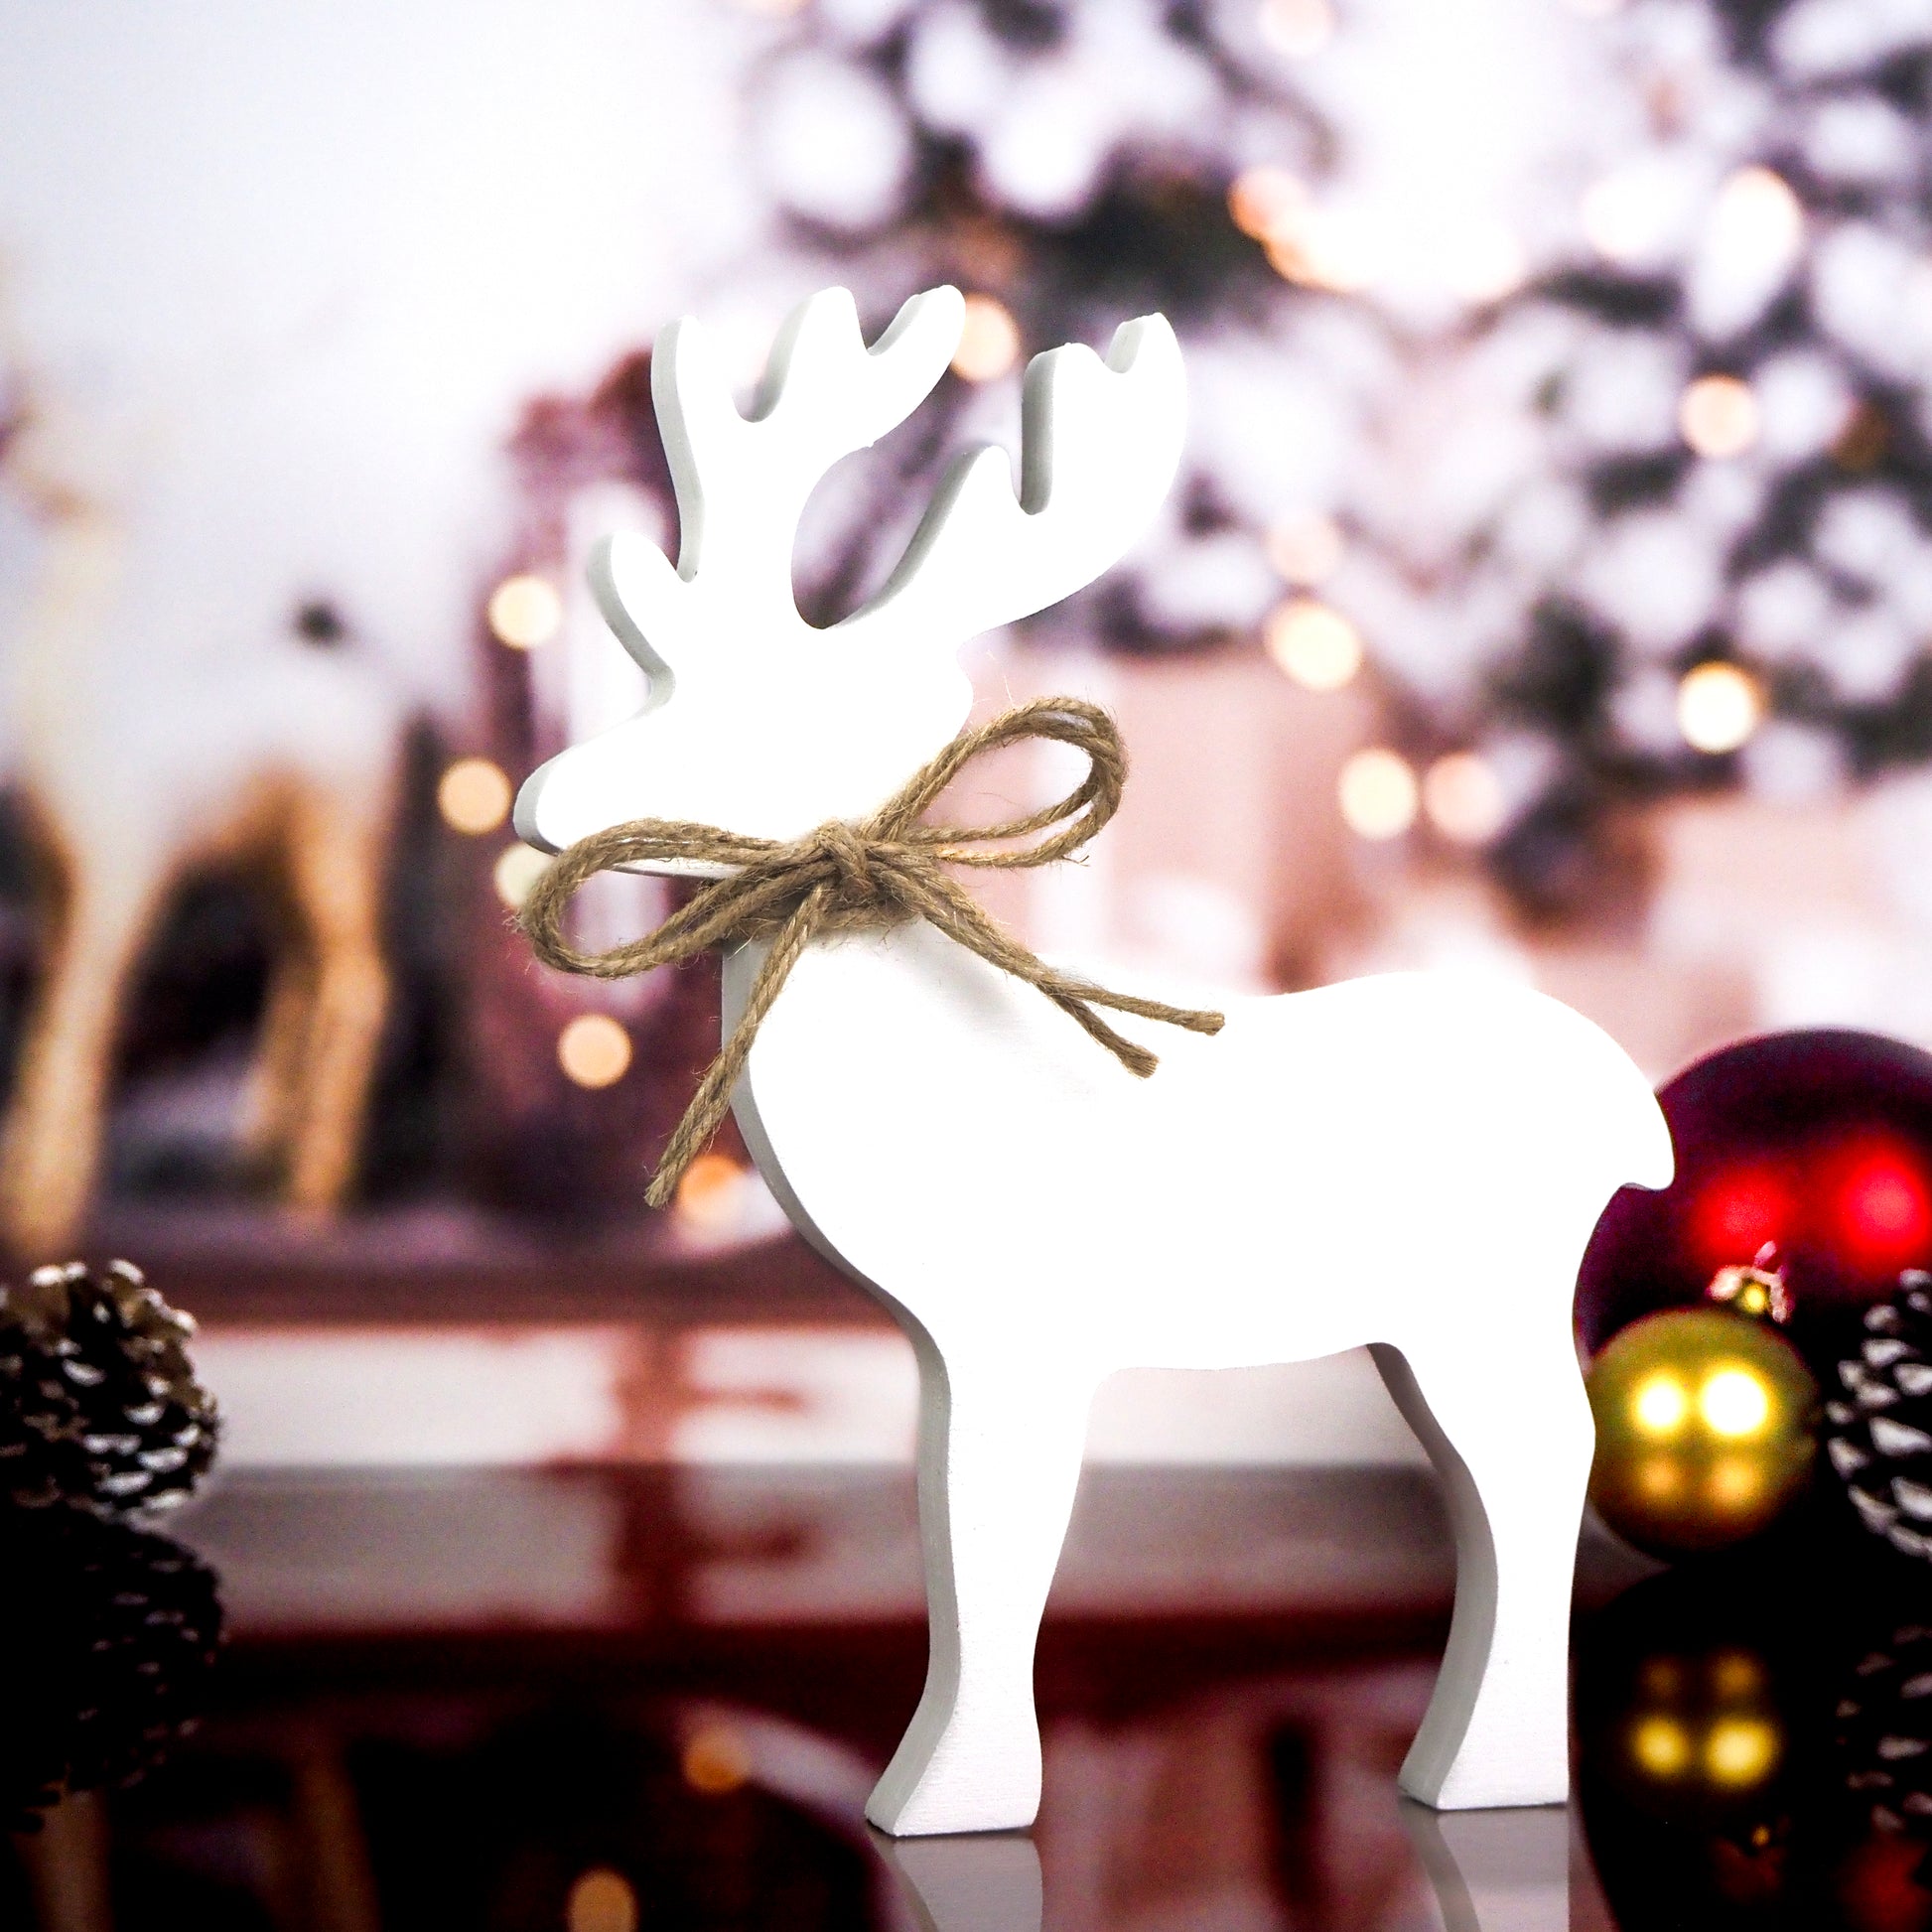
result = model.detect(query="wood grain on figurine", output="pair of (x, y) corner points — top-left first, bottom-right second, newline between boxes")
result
(515, 284), (1675, 1835)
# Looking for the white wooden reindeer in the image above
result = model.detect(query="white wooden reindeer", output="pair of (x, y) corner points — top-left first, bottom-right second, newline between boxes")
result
(0, 329), (400, 1260)
(515, 286), (1674, 1837)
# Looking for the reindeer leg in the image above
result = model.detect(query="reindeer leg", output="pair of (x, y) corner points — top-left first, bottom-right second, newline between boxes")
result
(0, 869), (155, 1262)
(236, 943), (318, 1175)
(281, 802), (388, 1215)
(1370, 1317), (1594, 1811)
(867, 1330), (1092, 1837)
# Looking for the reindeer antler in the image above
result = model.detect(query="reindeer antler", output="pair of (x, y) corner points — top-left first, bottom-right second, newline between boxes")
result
(839, 314), (1184, 657)
(515, 286), (1185, 855)
(590, 286), (964, 682)
(590, 287), (1185, 682)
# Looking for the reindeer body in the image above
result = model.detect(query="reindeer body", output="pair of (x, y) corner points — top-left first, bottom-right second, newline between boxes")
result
(0, 368), (399, 1258)
(730, 925), (1667, 1831)
(516, 284), (1675, 1835)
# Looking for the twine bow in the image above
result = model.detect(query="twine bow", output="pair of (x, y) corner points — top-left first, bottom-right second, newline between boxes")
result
(518, 696), (1226, 1208)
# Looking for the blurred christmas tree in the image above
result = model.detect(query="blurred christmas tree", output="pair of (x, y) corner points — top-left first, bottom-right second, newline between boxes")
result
(728, 0), (1932, 914)
(1410, 0), (1932, 913)
(733, 0), (1396, 663)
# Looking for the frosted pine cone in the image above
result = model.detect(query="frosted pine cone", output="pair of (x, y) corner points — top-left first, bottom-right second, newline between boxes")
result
(0, 1261), (217, 1515)
(1827, 1273), (1932, 1559)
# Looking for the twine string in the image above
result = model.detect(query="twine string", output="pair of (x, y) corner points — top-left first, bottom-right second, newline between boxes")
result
(518, 696), (1226, 1208)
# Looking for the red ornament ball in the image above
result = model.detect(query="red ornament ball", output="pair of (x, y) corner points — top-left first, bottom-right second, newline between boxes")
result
(1579, 1031), (1932, 1384)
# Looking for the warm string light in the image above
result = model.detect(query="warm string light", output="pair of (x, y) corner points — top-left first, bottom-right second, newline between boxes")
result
(682, 1724), (752, 1795)
(1580, 171), (1665, 266)
(1265, 598), (1361, 690)
(438, 758), (512, 835)
(1680, 374), (1759, 458)
(1422, 753), (1505, 845)
(1226, 166), (1369, 293)
(557, 1013), (632, 1088)
(567, 1868), (639, 1932)
(1228, 167), (1311, 247)
(487, 574), (564, 649)
(951, 294), (1021, 382)
(675, 1151), (752, 1235)
(1257, 0), (1335, 60)
(1676, 661), (1764, 754)
(1338, 748), (1418, 839)
(492, 843), (549, 910)
(1712, 166), (1803, 267)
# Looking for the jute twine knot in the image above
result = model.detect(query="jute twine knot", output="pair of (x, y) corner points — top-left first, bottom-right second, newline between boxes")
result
(518, 696), (1226, 1208)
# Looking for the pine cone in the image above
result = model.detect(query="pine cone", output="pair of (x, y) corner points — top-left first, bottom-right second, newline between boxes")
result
(0, 1503), (222, 1831)
(1826, 1272), (1932, 1560)
(0, 1261), (218, 1515)
(1837, 1620), (1932, 1838)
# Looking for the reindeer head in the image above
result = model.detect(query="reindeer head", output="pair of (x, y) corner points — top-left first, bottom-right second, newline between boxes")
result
(512, 285), (1184, 868)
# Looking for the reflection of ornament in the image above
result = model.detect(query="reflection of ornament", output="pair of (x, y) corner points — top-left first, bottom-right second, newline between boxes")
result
(0, 1504), (221, 1829)
(1580, 1032), (1932, 1386)
(1583, 1543), (1932, 1931)
(1576, 1551), (1805, 1925)
(1587, 1262), (1817, 1557)
(0, 1261), (218, 1515)
(1828, 1276), (1932, 1562)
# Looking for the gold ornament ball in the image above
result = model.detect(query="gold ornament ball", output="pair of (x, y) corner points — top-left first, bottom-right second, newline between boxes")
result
(1587, 1308), (1817, 1558)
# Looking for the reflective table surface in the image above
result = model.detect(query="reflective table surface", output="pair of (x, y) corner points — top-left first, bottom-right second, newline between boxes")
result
(2, 1464), (1923, 1930)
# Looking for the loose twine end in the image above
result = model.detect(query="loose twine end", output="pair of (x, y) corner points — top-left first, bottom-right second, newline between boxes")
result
(519, 696), (1226, 1208)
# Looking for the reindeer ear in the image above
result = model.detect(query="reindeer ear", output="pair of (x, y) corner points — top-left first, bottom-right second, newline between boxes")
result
(588, 531), (681, 700)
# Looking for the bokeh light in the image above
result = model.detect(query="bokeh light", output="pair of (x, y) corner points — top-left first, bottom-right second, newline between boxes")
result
(1580, 169), (1672, 265)
(557, 1014), (632, 1089)
(1450, 225), (1527, 305)
(1265, 598), (1362, 690)
(487, 574), (564, 649)
(682, 1724), (752, 1795)
(1680, 375), (1760, 458)
(951, 294), (1021, 382)
(1257, 0), (1335, 60)
(1692, 1165), (1790, 1270)
(675, 1152), (750, 1235)
(438, 758), (513, 835)
(1834, 1143), (1932, 1269)
(1676, 662), (1763, 754)
(1264, 508), (1342, 585)
(1228, 167), (1311, 246)
(1699, 1366), (1771, 1440)
(1704, 1715), (1780, 1786)
(1630, 1715), (1692, 1777)
(567, 1867), (639, 1932)
(1337, 749), (1418, 839)
(491, 842), (550, 910)
(1633, 1372), (1689, 1439)
(1712, 166), (1803, 269)
(1422, 753), (1506, 844)
(1270, 207), (1373, 293)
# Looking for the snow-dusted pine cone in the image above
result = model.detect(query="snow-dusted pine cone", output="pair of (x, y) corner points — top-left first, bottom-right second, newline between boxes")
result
(1837, 1620), (1932, 1837)
(0, 1261), (217, 1515)
(0, 1504), (223, 1830)
(1827, 1273), (1932, 1559)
